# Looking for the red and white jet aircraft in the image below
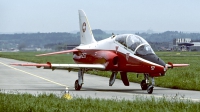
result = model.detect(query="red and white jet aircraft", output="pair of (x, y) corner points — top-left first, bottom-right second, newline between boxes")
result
(12, 10), (189, 94)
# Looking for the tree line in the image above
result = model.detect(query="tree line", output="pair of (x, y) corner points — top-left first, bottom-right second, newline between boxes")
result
(0, 30), (200, 51)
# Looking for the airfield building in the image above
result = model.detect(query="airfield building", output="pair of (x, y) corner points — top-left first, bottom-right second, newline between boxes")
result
(173, 38), (200, 51)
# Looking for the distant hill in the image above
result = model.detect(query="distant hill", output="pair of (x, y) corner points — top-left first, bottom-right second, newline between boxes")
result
(1, 30), (200, 51)
(136, 31), (200, 42)
(0, 29), (111, 50)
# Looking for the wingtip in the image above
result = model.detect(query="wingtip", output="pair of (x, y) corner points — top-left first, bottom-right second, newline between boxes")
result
(10, 63), (22, 66)
(35, 54), (43, 56)
(173, 64), (190, 67)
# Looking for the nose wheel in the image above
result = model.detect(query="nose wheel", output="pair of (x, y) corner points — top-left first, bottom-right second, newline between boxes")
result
(141, 74), (155, 94)
(147, 85), (154, 94)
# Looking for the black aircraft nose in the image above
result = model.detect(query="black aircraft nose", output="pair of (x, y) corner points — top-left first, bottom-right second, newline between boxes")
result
(137, 54), (166, 67)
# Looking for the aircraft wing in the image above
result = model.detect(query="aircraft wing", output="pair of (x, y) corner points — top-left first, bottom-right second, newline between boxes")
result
(36, 49), (79, 56)
(167, 62), (189, 68)
(11, 62), (105, 71)
(11, 49), (106, 71)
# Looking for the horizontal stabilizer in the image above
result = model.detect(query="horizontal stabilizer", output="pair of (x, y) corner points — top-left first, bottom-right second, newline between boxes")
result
(36, 49), (79, 56)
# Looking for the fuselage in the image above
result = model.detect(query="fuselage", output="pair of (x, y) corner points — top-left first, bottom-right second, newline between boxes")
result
(73, 34), (166, 77)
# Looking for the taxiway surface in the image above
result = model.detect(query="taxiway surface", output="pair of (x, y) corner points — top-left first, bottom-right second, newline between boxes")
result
(0, 57), (199, 101)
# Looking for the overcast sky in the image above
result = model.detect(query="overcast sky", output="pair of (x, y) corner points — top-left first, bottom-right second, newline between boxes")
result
(1, 0), (200, 33)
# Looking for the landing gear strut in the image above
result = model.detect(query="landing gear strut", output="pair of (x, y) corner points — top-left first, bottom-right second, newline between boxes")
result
(74, 69), (84, 90)
(140, 73), (155, 94)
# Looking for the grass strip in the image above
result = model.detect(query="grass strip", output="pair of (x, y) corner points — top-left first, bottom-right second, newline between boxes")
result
(0, 92), (200, 112)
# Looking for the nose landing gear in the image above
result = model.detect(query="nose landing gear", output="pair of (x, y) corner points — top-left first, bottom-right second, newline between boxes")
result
(147, 85), (154, 94)
(140, 74), (155, 94)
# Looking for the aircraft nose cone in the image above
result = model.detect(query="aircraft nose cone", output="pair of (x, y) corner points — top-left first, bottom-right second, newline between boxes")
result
(137, 54), (166, 67)
(155, 57), (166, 67)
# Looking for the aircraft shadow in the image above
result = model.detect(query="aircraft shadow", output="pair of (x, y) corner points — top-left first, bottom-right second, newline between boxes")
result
(1, 88), (170, 95)
(69, 87), (168, 95)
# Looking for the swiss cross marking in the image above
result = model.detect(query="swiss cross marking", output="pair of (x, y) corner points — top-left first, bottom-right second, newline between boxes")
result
(81, 53), (87, 58)
(151, 66), (155, 70)
(82, 22), (86, 32)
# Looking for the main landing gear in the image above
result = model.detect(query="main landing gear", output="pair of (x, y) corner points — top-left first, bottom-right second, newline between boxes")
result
(74, 69), (155, 94)
(74, 69), (84, 90)
(140, 73), (155, 94)
(109, 72), (130, 86)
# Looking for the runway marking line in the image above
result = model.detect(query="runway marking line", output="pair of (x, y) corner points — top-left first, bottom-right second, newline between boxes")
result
(0, 61), (68, 88)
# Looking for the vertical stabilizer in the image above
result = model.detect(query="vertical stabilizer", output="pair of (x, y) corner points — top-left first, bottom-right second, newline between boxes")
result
(79, 10), (96, 45)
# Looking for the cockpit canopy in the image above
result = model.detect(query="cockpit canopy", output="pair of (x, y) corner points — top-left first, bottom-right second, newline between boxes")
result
(115, 34), (155, 55)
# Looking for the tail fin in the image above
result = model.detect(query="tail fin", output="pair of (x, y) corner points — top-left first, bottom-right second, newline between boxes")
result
(78, 10), (96, 45)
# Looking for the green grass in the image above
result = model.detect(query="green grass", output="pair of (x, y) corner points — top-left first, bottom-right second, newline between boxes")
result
(0, 51), (200, 91)
(0, 92), (200, 112)
(154, 52), (200, 90)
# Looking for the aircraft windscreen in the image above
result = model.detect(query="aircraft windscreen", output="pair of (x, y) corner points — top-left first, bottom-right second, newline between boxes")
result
(115, 34), (155, 55)
(126, 35), (147, 51)
(135, 44), (155, 55)
(115, 35), (127, 47)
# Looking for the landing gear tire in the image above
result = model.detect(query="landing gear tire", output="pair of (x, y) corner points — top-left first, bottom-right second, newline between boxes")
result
(140, 80), (148, 90)
(147, 85), (154, 94)
(74, 80), (82, 90)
